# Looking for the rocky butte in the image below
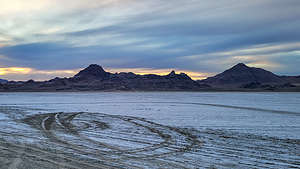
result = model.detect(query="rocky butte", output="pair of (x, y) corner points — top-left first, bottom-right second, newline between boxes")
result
(0, 63), (299, 92)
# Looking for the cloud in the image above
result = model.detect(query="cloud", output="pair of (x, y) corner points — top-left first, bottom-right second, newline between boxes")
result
(0, 66), (80, 81)
(0, 0), (300, 80)
(0, 67), (31, 75)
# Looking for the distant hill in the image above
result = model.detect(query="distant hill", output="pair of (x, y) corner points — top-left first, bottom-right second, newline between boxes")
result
(0, 63), (299, 92)
(67, 65), (207, 91)
(0, 64), (207, 91)
(280, 75), (300, 84)
(200, 63), (284, 87)
(73, 64), (111, 80)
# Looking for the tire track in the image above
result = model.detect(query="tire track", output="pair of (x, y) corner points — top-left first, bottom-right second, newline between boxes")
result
(1, 107), (299, 168)
(21, 112), (202, 168)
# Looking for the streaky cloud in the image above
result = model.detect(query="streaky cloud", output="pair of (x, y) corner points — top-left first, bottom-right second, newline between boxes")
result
(0, 0), (300, 80)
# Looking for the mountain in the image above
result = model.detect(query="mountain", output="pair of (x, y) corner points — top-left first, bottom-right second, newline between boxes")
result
(67, 65), (205, 91)
(73, 64), (111, 80)
(0, 64), (208, 91)
(201, 63), (284, 87)
(280, 75), (300, 84)
(0, 63), (299, 92)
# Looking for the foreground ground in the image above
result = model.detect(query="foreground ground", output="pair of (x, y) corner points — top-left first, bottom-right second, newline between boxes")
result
(1, 105), (300, 168)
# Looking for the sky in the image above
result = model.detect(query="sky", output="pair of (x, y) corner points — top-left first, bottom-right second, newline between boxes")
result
(0, 0), (300, 81)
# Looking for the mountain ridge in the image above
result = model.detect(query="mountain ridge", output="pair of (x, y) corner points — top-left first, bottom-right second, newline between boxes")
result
(201, 63), (284, 86)
(74, 64), (111, 80)
(0, 63), (299, 92)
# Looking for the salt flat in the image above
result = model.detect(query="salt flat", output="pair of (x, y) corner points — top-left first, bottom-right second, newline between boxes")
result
(0, 92), (300, 168)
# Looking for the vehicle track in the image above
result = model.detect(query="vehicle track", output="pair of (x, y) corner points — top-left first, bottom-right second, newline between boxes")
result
(1, 106), (300, 168)
(19, 112), (201, 168)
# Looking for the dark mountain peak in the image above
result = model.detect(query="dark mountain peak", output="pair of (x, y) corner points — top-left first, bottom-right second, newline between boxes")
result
(74, 64), (110, 80)
(168, 70), (176, 76)
(165, 70), (192, 80)
(228, 63), (250, 71)
(85, 64), (105, 72)
(235, 63), (247, 67)
(179, 72), (192, 80)
(202, 63), (284, 86)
